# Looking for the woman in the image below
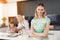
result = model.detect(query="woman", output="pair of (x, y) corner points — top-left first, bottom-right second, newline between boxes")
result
(16, 14), (29, 34)
(30, 3), (50, 40)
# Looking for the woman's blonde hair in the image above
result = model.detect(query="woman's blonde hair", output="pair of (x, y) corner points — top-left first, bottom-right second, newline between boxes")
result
(17, 14), (25, 23)
(34, 3), (46, 18)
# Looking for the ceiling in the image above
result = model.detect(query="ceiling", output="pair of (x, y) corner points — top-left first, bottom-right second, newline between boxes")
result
(0, 0), (27, 3)
(7, 0), (27, 2)
(0, 0), (43, 3)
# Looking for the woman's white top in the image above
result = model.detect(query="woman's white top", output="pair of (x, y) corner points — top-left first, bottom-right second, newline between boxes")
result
(18, 20), (29, 30)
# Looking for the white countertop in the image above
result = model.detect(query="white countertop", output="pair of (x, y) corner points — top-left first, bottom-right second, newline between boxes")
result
(0, 31), (58, 40)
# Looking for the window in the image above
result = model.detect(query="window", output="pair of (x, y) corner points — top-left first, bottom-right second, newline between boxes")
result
(0, 3), (3, 24)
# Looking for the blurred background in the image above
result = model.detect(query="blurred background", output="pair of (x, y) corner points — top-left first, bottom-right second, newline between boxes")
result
(0, 0), (60, 40)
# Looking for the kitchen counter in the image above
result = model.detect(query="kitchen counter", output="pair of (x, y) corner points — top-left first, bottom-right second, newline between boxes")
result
(0, 27), (59, 40)
(0, 30), (58, 40)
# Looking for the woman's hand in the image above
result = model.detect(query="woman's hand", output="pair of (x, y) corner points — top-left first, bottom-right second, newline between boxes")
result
(10, 29), (15, 33)
(16, 27), (22, 31)
(34, 33), (47, 37)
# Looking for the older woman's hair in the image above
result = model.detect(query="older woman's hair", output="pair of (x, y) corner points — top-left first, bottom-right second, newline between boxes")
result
(35, 3), (46, 18)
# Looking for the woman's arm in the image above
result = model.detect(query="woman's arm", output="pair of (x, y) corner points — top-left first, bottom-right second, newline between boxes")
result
(30, 25), (35, 34)
(43, 23), (50, 36)
(30, 25), (38, 37)
(24, 20), (29, 30)
(17, 27), (22, 31)
(35, 23), (50, 37)
(10, 28), (15, 33)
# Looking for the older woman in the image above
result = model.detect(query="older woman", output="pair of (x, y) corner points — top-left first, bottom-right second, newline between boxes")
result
(16, 14), (29, 34)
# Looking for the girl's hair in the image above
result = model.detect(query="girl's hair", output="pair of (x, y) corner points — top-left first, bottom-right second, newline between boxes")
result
(35, 3), (46, 18)
(9, 22), (17, 27)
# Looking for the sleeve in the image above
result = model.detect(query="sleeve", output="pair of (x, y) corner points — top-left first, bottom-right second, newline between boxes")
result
(31, 19), (34, 26)
(18, 23), (23, 29)
(24, 20), (29, 30)
(18, 23), (21, 28)
(46, 17), (51, 24)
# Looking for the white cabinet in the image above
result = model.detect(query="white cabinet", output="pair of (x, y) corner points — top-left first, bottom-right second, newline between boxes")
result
(49, 30), (60, 40)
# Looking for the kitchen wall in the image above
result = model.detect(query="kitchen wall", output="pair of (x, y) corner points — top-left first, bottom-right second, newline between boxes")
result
(17, 0), (60, 16)
(2, 0), (60, 25)
(2, 2), (17, 25)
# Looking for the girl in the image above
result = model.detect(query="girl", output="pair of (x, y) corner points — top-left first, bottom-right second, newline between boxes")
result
(9, 22), (18, 33)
